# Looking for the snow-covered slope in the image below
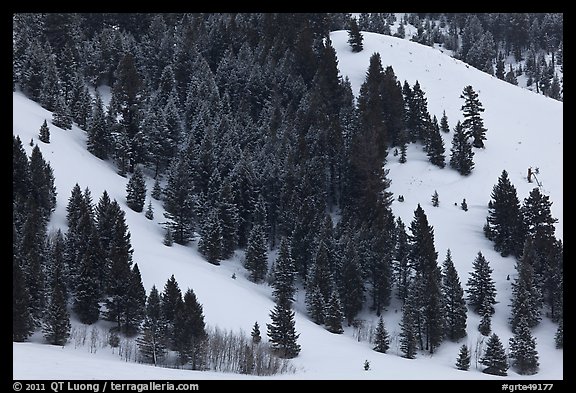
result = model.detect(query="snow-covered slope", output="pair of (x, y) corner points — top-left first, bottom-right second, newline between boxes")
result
(13, 31), (562, 380)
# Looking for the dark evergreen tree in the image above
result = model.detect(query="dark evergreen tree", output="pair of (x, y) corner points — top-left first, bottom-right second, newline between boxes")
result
(251, 321), (262, 344)
(13, 257), (34, 342)
(431, 190), (439, 207)
(406, 81), (431, 144)
(347, 18), (363, 52)
(460, 85), (487, 148)
(325, 289), (344, 334)
(42, 278), (71, 345)
(217, 176), (239, 259)
(244, 224), (268, 283)
(52, 95), (73, 130)
(145, 200), (154, 220)
(466, 251), (497, 314)
(425, 115), (446, 168)
(198, 208), (222, 265)
(123, 263), (146, 336)
(306, 284), (325, 325)
(480, 333), (508, 376)
(449, 121), (475, 176)
(29, 145), (57, 222)
(478, 297), (493, 336)
(373, 316), (390, 353)
(137, 285), (167, 366)
(174, 288), (207, 370)
(510, 239), (542, 333)
(161, 274), (182, 349)
(267, 300), (301, 359)
(505, 65), (518, 85)
(151, 178), (162, 200)
(487, 170), (525, 258)
(163, 228), (173, 246)
(442, 249), (467, 341)
(399, 281), (419, 359)
(163, 154), (195, 245)
(509, 317), (539, 375)
(440, 110), (450, 133)
(555, 319), (563, 349)
(271, 239), (297, 304)
(73, 230), (103, 325)
(394, 217), (411, 303)
(87, 92), (111, 160)
(339, 235), (365, 325)
(126, 165), (147, 213)
(456, 344), (471, 371)
(39, 119), (50, 143)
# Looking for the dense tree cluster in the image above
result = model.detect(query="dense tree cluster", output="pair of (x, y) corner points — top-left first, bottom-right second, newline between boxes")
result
(13, 13), (562, 370)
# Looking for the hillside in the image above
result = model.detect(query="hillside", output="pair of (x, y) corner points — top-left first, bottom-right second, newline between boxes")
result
(13, 30), (562, 380)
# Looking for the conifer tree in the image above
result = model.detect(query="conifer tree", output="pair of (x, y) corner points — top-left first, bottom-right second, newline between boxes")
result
(137, 285), (167, 366)
(460, 85), (487, 148)
(399, 282), (419, 359)
(373, 316), (390, 353)
(555, 319), (563, 349)
(52, 95), (73, 130)
(13, 257), (34, 342)
(126, 166), (147, 213)
(325, 289), (344, 334)
(466, 251), (497, 314)
(456, 344), (471, 371)
(394, 217), (411, 304)
(123, 263), (146, 336)
(480, 333), (508, 376)
(339, 235), (365, 325)
(478, 298), (493, 336)
(347, 18), (363, 52)
(151, 178), (162, 200)
(161, 275), (182, 349)
(509, 317), (539, 375)
(39, 119), (50, 143)
(487, 170), (525, 257)
(510, 239), (542, 333)
(431, 190), (439, 207)
(305, 284), (325, 325)
(271, 239), (297, 304)
(426, 116), (446, 168)
(73, 230), (104, 325)
(163, 228), (173, 246)
(440, 110), (450, 133)
(251, 321), (262, 344)
(442, 249), (467, 341)
(267, 300), (301, 359)
(174, 288), (207, 370)
(163, 154), (195, 244)
(244, 224), (268, 283)
(42, 278), (71, 345)
(197, 208), (222, 265)
(145, 200), (154, 220)
(449, 121), (475, 176)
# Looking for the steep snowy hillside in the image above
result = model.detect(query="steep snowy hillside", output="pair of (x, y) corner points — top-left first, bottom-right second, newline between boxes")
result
(13, 31), (562, 380)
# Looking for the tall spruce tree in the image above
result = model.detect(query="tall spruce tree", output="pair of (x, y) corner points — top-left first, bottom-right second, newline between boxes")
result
(339, 234), (365, 325)
(271, 239), (297, 304)
(39, 119), (50, 143)
(399, 280), (419, 359)
(267, 300), (301, 359)
(373, 316), (390, 353)
(163, 153), (195, 245)
(509, 317), (539, 375)
(244, 224), (268, 283)
(13, 256), (34, 342)
(460, 85), (487, 148)
(441, 249), (467, 341)
(42, 278), (71, 345)
(456, 344), (471, 371)
(325, 289), (344, 334)
(73, 229), (104, 324)
(126, 165), (147, 213)
(137, 285), (167, 366)
(347, 18), (363, 52)
(449, 121), (475, 176)
(161, 274), (182, 350)
(174, 288), (207, 370)
(425, 115), (446, 168)
(480, 333), (508, 376)
(466, 251), (497, 314)
(486, 170), (525, 257)
(510, 239), (542, 333)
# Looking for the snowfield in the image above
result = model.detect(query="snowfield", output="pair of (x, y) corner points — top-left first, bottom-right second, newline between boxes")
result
(13, 29), (562, 380)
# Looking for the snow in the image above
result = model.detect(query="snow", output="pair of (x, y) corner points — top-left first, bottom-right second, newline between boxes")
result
(13, 30), (562, 380)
